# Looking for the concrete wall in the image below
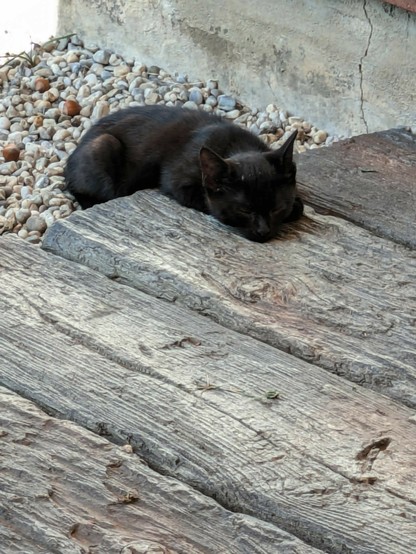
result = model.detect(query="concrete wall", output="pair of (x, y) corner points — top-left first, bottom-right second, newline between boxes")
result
(58, 0), (416, 136)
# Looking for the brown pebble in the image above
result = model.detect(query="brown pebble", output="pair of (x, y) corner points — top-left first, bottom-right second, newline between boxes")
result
(2, 144), (20, 162)
(34, 77), (50, 93)
(33, 115), (44, 128)
(63, 100), (82, 116)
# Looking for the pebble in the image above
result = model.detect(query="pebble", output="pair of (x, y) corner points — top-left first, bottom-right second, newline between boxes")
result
(93, 50), (111, 65)
(17, 228), (29, 239)
(91, 101), (110, 121)
(313, 130), (328, 144)
(217, 95), (236, 111)
(20, 185), (32, 199)
(113, 64), (130, 78)
(15, 208), (31, 223)
(25, 214), (47, 233)
(189, 88), (204, 105)
(205, 95), (218, 107)
(41, 211), (55, 227)
(0, 36), (335, 244)
(0, 117), (11, 130)
(0, 161), (17, 175)
(182, 101), (199, 110)
(224, 109), (241, 120)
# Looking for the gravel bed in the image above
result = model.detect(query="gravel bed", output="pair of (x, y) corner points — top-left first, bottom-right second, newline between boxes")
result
(0, 35), (338, 243)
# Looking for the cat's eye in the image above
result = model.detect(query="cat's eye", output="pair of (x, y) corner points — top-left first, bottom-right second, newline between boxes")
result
(272, 206), (287, 217)
(238, 206), (252, 216)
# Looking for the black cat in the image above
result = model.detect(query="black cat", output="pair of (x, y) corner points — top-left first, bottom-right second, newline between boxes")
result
(65, 105), (303, 242)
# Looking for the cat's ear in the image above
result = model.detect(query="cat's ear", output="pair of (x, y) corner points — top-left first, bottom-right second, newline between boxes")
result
(199, 147), (229, 191)
(264, 130), (297, 169)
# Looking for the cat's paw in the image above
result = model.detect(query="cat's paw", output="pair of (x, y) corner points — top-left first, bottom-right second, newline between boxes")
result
(284, 196), (304, 223)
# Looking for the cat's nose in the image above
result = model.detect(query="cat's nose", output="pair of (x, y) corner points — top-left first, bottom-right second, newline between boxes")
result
(248, 217), (271, 242)
(254, 217), (270, 237)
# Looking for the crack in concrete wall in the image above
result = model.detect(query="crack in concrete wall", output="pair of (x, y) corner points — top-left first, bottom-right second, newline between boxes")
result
(359, 0), (374, 133)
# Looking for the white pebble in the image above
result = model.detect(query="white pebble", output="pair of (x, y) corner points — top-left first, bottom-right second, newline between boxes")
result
(266, 104), (279, 113)
(144, 92), (161, 105)
(313, 130), (328, 144)
(182, 101), (198, 110)
(249, 124), (261, 136)
(18, 228), (29, 239)
(43, 88), (60, 102)
(224, 110), (241, 119)
(188, 87), (204, 105)
(113, 64), (130, 78)
(77, 84), (91, 99)
(91, 101), (110, 121)
(35, 175), (49, 188)
(0, 161), (18, 175)
(84, 74), (98, 87)
(93, 50), (111, 65)
(26, 215), (47, 233)
(0, 116), (11, 129)
(15, 208), (31, 223)
(53, 129), (72, 141)
(40, 211), (55, 227)
(46, 166), (64, 176)
(44, 108), (61, 120)
(20, 185), (32, 200)
(66, 52), (79, 64)
(6, 106), (19, 118)
(7, 132), (23, 143)
(80, 105), (93, 118)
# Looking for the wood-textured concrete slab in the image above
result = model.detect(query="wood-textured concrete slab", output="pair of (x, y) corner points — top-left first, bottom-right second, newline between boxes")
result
(1, 236), (415, 554)
(297, 129), (416, 248)
(0, 387), (322, 554)
(42, 190), (416, 408)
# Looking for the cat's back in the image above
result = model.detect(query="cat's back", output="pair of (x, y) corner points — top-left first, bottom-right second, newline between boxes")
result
(89, 105), (223, 135)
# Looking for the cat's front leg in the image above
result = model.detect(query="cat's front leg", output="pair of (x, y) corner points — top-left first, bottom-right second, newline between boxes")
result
(171, 183), (209, 213)
(284, 196), (304, 223)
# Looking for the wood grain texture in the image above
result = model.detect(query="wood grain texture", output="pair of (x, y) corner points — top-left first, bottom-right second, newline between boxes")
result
(0, 387), (321, 554)
(1, 236), (416, 554)
(42, 190), (416, 408)
(296, 129), (416, 248)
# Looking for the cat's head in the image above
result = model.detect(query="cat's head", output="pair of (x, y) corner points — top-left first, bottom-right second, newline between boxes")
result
(199, 130), (302, 242)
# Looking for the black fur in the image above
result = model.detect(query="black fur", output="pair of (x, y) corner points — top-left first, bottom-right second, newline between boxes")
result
(65, 105), (303, 242)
